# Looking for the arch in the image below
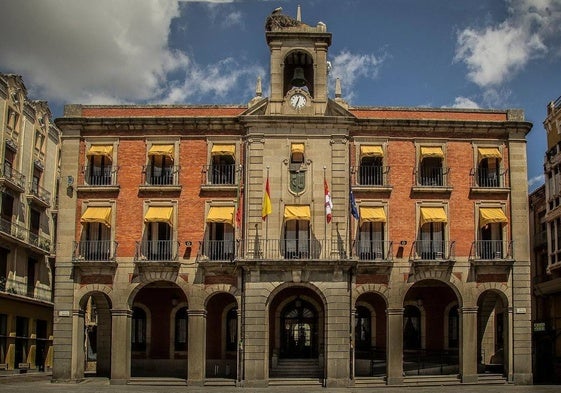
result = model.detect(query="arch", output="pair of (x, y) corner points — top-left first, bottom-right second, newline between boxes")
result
(126, 277), (192, 309)
(400, 276), (463, 308)
(283, 49), (315, 96)
(76, 285), (113, 309)
(353, 283), (390, 306)
(265, 281), (327, 310)
(203, 284), (241, 308)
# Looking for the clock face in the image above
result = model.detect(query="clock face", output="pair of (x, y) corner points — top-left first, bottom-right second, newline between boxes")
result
(290, 93), (307, 109)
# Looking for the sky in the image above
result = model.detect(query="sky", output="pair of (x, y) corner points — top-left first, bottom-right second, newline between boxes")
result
(1, 0), (560, 192)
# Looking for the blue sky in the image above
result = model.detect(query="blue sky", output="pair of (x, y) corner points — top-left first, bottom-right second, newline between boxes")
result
(1, 0), (560, 191)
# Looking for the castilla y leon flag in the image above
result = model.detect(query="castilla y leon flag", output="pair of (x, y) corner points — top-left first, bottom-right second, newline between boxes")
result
(324, 178), (333, 223)
(262, 176), (272, 220)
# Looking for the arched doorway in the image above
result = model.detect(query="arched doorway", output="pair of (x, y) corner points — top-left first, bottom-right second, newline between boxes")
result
(79, 291), (112, 378)
(205, 292), (238, 379)
(130, 281), (187, 378)
(269, 286), (324, 379)
(403, 279), (460, 376)
(477, 290), (508, 375)
(354, 292), (387, 377)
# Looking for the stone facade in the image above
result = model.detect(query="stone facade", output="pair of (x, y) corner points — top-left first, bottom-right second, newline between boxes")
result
(52, 9), (533, 387)
(0, 73), (60, 371)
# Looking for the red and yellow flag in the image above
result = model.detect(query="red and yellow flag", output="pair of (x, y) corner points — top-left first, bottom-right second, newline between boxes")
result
(262, 176), (272, 220)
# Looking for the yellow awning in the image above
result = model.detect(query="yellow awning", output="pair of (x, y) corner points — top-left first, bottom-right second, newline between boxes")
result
(148, 144), (174, 160)
(144, 206), (173, 226)
(206, 206), (234, 225)
(479, 208), (508, 228)
(86, 145), (113, 159)
(211, 144), (235, 156)
(420, 207), (447, 227)
(284, 205), (311, 221)
(420, 146), (444, 159)
(81, 207), (112, 227)
(291, 143), (305, 154)
(359, 206), (386, 225)
(360, 145), (384, 158)
(478, 147), (502, 161)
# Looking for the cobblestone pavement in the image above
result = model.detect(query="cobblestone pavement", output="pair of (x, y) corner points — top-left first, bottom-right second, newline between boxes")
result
(0, 375), (560, 393)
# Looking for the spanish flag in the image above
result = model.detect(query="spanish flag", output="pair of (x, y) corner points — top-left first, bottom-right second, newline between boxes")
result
(262, 176), (272, 220)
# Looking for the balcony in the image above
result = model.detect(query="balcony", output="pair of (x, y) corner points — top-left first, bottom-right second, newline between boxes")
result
(412, 167), (452, 194)
(0, 162), (25, 193)
(410, 240), (455, 265)
(469, 240), (513, 264)
(470, 168), (509, 194)
(0, 217), (51, 253)
(26, 182), (51, 208)
(200, 164), (239, 192)
(139, 165), (181, 192)
(352, 166), (392, 193)
(135, 240), (179, 262)
(197, 240), (236, 262)
(353, 240), (393, 261)
(238, 238), (349, 261)
(78, 165), (119, 192)
(72, 240), (118, 275)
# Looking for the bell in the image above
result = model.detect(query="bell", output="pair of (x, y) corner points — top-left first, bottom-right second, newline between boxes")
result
(290, 67), (307, 88)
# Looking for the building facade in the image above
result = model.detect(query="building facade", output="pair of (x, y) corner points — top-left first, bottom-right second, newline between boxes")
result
(532, 96), (561, 383)
(53, 10), (533, 387)
(0, 73), (60, 371)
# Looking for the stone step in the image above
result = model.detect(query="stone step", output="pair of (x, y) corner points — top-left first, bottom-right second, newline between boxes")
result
(353, 377), (387, 386)
(127, 377), (187, 386)
(477, 373), (507, 384)
(204, 378), (237, 386)
(404, 374), (461, 386)
(269, 377), (323, 386)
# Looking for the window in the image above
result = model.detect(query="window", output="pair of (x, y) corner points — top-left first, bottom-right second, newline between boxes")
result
(85, 145), (114, 186)
(416, 206), (447, 260)
(31, 168), (42, 195)
(79, 206), (113, 260)
(131, 307), (146, 352)
(174, 307), (188, 351)
(358, 145), (384, 186)
(146, 144), (175, 186)
(210, 144), (236, 185)
(357, 206), (386, 260)
(7, 108), (19, 131)
(15, 316), (29, 367)
(26, 258), (37, 297)
(0, 314), (7, 364)
(418, 146), (445, 186)
(283, 205), (311, 259)
(477, 147), (502, 187)
(477, 206), (508, 259)
(205, 206), (235, 260)
(142, 206), (174, 260)
(29, 208), (41, 247)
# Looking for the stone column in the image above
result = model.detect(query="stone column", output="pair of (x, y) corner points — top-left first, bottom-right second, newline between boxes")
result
(110, 309), (131, 385)
(460, 306), (478, 383)
(70, 309), (85, 381)
(187, 309), (206, 386)
(386, 307), (403, 385)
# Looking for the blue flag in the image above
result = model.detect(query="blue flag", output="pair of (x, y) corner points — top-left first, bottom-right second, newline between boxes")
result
(350, 190), (359, 220)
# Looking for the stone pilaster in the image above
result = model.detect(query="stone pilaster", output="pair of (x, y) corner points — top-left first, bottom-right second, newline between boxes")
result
(386, 307), (403, 385)
(460, 306), (478, 383)
(187, 309), (207, 386)
(110, 309), (131, 385)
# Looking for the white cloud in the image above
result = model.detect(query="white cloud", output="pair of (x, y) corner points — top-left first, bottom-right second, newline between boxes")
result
(528, 173), (545, 189)
(455, 0), (561, 87)
(0, 0), (187, 105)
(450, 97), (481, 109)
(329, 50), (385, 102)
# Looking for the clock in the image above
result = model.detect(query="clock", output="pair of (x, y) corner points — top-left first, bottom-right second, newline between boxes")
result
(290, 93), (307, 109)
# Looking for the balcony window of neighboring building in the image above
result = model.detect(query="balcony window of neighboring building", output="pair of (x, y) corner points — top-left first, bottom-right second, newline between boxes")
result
(358, 145), (384, 186)
(477, 207), (508, 259)
(357, 206), (386, 260)
(79, 206), (112, 260)
(418, 146), (445, 186)
(210, 144), (236, 185)
(0, 193), (14, 232)
(131, 307), (146, 352)
(477, 147), (502, 187)
(85, 145), (114, 186)
(29, 208), (41, 247)
(416, 206), (448, 260)
(142, 206), (174, 260)
(146, 144), (175, 185)
(3, 145), (15, 179)
(283, 205), (311, 259)
(204, 206), (235, 261)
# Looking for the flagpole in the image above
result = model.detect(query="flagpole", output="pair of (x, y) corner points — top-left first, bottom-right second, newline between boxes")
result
(265, 166), (269, 244)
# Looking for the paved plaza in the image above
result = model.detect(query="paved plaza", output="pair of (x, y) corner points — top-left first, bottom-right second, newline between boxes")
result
(0, 374), (560, 393)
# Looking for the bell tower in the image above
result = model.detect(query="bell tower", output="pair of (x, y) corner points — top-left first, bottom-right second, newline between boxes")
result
(265, 7), (332, 115)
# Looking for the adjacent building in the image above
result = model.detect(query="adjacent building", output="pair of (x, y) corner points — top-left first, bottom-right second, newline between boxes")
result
(531, 96), (561, 383)
(52, 9), (533, 387)
(0, 73), (60, 371)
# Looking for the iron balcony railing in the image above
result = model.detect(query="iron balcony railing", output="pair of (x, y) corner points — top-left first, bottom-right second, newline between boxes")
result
(0, 217), (51, 252)
(469, 240), (513, 260)
(1, 162), (26, 190)
(238, 238), (348, 260)
(29, 182), (51, 205)
(470, 167), (508, 188)
(410, 240), (455, 261)
(415, 166), (449, 187)
(353, 240), (393, 261)
(83, 165), (118, 186)
(141, 165), (180, 186)
(73, 240), (118, 261)
(135, 239), (179, 261)
(202, 164), (237, 186)
(197, 240), (237, 261)
(355, 165), (390, 187)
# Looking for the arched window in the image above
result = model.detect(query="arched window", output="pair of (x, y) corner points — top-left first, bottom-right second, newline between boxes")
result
(131, 307), (146, 351)
(174, 307), (188, 351)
